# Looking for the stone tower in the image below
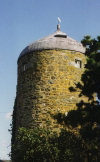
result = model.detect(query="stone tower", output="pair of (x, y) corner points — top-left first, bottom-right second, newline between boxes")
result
(12, 24), (86, 143)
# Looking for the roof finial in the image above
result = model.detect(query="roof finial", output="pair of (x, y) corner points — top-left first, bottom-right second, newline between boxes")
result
(57, 17), (61, 31)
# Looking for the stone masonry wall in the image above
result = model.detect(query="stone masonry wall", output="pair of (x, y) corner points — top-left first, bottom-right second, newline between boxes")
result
(14, 49), (86, 133)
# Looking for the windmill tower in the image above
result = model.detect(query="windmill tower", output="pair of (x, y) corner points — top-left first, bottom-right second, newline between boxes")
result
(12, 21), (86, 153)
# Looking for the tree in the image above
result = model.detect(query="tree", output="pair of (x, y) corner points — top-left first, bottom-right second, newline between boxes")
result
(11, 128), (59, 162)
(80, 35), (100, 100)
(11, 127), (84, 162)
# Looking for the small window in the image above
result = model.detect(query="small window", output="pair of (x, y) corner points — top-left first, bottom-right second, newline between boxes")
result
(23, 64), (28, 71)
(21, 63), (32, 72)
(54, 34), (67, 38)
(75, 59), (82, 68)
(23, 64), (26, 71)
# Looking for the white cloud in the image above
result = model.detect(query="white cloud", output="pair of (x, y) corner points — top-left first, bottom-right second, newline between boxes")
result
(5, 112), (12, 120)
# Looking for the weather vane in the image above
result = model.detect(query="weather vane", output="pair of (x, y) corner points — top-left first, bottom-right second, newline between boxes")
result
(57, 17), (61, 24)
(57, 17), (61, 31)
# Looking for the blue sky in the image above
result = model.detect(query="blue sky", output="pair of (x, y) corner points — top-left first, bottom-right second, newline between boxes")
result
(0, 0), (100, 160)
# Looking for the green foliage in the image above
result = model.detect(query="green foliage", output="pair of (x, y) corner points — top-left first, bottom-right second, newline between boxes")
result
(81, 35), (100, 100)
(12, 127), (85, 162)
(57, 130), (83, 162)
(12, 126), (100, 162)
(12, 128), (59, 162)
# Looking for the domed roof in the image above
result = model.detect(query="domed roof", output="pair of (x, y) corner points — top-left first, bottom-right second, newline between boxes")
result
(19, 25), (85, 59)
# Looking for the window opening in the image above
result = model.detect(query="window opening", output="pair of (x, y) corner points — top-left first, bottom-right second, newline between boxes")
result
(75, 59), (82, 68)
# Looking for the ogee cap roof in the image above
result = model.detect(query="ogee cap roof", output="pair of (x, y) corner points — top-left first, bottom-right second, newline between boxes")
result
(19, 25), (85, 59)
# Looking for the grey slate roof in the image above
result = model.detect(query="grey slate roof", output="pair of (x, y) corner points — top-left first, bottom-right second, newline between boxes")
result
(19, 28), (85, 58)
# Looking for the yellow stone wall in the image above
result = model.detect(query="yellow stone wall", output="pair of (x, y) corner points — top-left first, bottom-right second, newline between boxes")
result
(14, 49), (86, 131)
